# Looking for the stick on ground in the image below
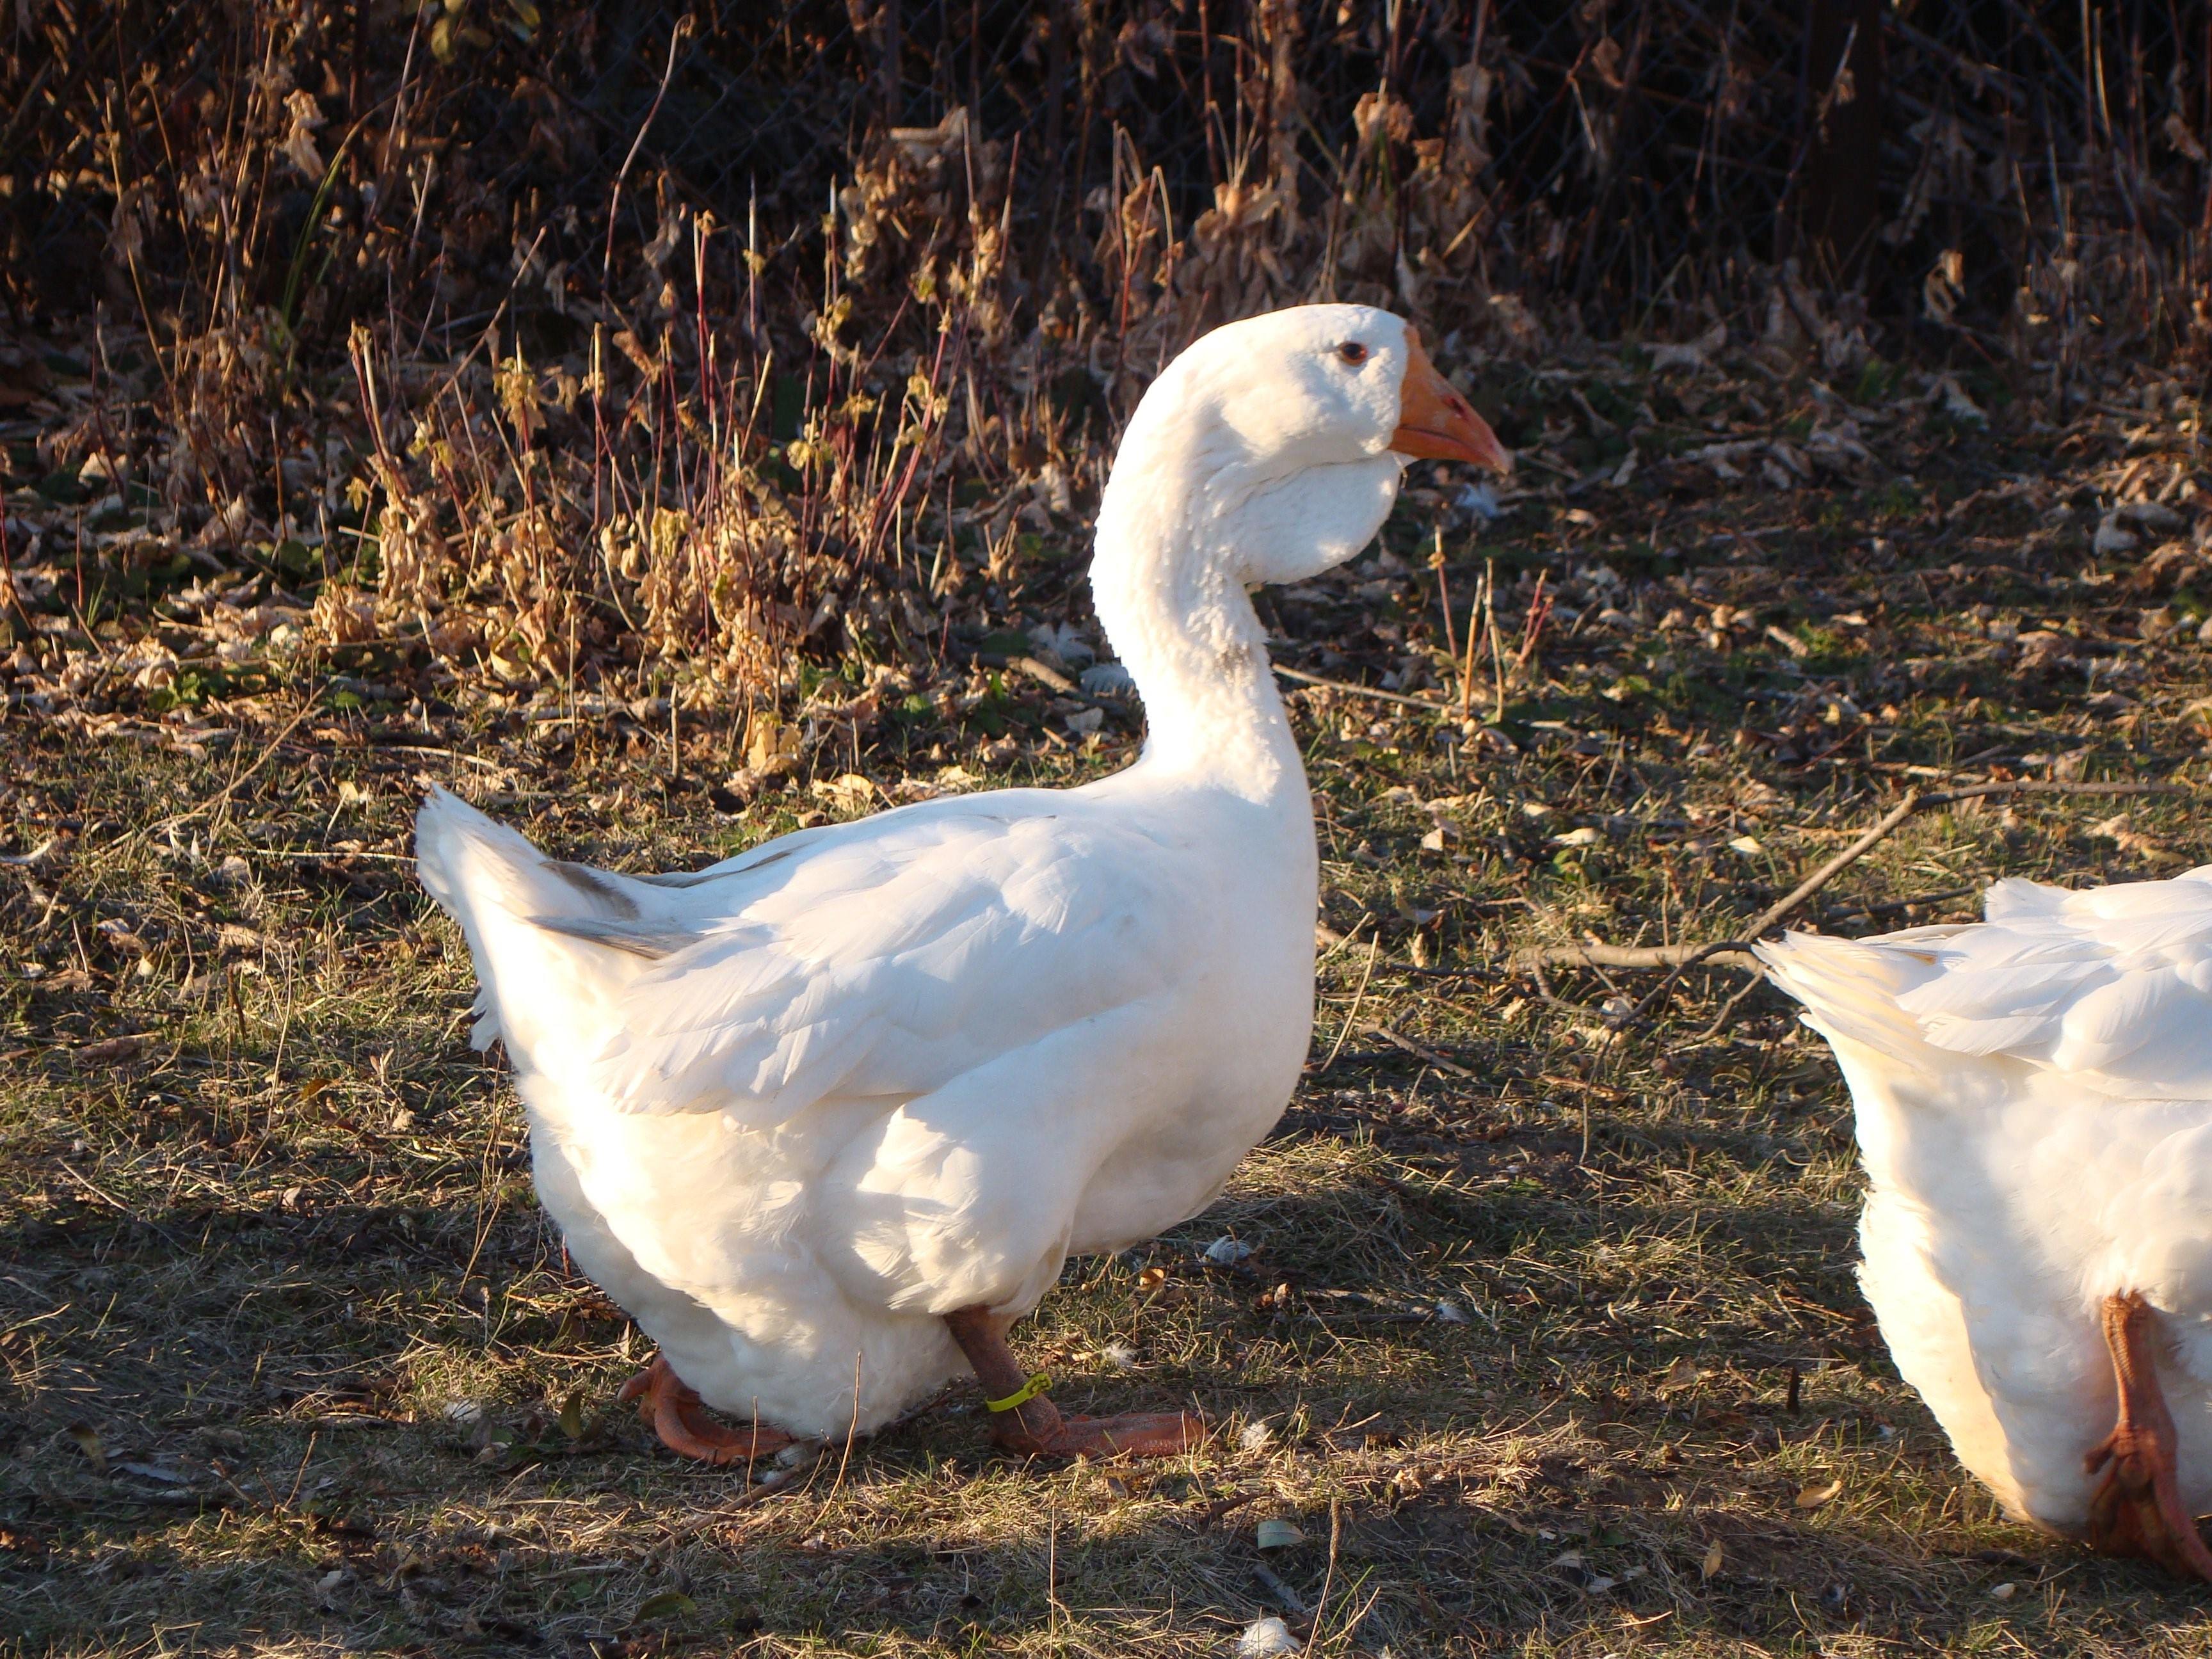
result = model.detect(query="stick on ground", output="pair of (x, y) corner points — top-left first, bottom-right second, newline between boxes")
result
(1517, 780), (2189, 1019)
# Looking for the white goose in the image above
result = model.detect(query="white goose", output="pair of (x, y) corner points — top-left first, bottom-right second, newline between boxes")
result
(416, 305), (1509, 1463)
(1760, 868), (2212, 1576)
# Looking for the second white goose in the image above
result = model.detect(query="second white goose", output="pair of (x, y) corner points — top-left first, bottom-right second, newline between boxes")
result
(1762, 866), (2212, 1577)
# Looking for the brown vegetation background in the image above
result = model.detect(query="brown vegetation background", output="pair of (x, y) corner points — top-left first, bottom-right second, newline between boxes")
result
(4, 0), (2208, 707)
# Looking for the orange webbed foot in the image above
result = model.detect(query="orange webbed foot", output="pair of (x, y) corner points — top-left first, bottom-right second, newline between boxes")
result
(942, 1306), (1204, 1464)
(2082, 1292), (2212, 1582)
(618, 1354), (799, 1467)
(991, 1407), (1206, 1461)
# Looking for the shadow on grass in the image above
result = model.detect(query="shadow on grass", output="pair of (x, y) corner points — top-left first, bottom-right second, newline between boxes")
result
(3, 1158), (2191, 1658)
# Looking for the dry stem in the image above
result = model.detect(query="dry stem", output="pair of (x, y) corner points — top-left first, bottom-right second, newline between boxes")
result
(1521, 779), (2189, 983)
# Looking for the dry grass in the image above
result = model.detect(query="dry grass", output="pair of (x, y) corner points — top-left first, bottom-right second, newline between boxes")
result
(9, 335), (2212, 1657)
(8, 5), (2212, 1651)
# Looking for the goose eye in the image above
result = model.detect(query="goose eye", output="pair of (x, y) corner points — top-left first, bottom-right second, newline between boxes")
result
(1335, 342), (1370, 366)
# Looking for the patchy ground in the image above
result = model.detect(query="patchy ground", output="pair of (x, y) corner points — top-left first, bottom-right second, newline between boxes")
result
(8, 344), (2212, 1657)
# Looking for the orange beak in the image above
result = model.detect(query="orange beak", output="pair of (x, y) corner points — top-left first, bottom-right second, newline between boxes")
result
(1390, 326), (1512, 476)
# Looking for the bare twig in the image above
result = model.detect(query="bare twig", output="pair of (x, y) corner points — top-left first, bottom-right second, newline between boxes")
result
(1316, 934), (1382, 1073)
(1459, 561), (1489, 721)
(1355, 1022), (1477, 1080)
(1306, 1496), (1344, 1654)
(1691, 970), (1771, 1043)
(1739, 787), (1928, 942)
(598, 15), (694, 293)
(1527, 938), (1759, 972)
(1274, 664), (1451, 713)
(1525, 951), (1605, 1020)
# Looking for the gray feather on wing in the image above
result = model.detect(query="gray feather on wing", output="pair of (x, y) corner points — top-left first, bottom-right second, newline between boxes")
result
(630, 868), (739, 890)
(529, 914), (698, 959)
(541, 859), (641, 917)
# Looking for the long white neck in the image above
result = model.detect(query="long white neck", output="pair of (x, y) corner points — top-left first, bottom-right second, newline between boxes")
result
(1089, 435), (1299, 798)
(1089, 394), (1403, 799)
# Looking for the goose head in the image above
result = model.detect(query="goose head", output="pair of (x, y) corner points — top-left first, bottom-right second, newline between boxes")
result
(1099, 303), (1511, 589)
(1089, 305), (1514, 781)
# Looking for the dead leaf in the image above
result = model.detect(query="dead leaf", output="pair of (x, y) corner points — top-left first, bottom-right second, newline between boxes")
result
(1658, 1355), (1701, 1393)
(94, 918), (148, 955)
(632, 1589), (698, 1623)
(74, 1035), (147, 1065)
(2088, 812), (2183, 864)
(1795, 1477), (1843, 1509)
(2094, 515), (2140, 556)
(746, 717), (801, 776)
(65, 1423), (108, 1475)
(1254, 1519), (1304, 1551)
(809, 772), (876, 812)
(1701, 1539), (1724, 1579)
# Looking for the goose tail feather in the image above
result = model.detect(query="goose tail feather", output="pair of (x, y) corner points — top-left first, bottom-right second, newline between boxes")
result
(416, 785), (639, 1053)
(1754, 928), (1944, 1061)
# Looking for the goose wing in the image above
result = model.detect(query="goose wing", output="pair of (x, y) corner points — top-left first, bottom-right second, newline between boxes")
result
(531, 795), (1194, 1120)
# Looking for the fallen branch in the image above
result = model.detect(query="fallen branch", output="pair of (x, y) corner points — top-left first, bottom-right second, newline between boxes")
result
(1274, 663), (1453, 713)
(1531, 938), (1758, 973)
(1516, 778), (2188, 986)
(1356, 1021), (1477, 1079)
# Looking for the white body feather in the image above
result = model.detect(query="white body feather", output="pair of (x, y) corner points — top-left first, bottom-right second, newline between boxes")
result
(1758, 869), (2212, 1532)
(416, 305), (1423, 1437)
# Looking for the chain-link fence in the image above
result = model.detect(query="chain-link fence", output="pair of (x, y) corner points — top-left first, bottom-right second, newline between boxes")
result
(4, 1), (2206, 351)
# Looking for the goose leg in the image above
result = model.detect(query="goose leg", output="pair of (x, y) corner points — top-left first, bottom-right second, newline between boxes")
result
(618, 1354), (799, 1466)
(2082, 1292), (2212, 1580)
(944, 1307), (1203, 1460)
